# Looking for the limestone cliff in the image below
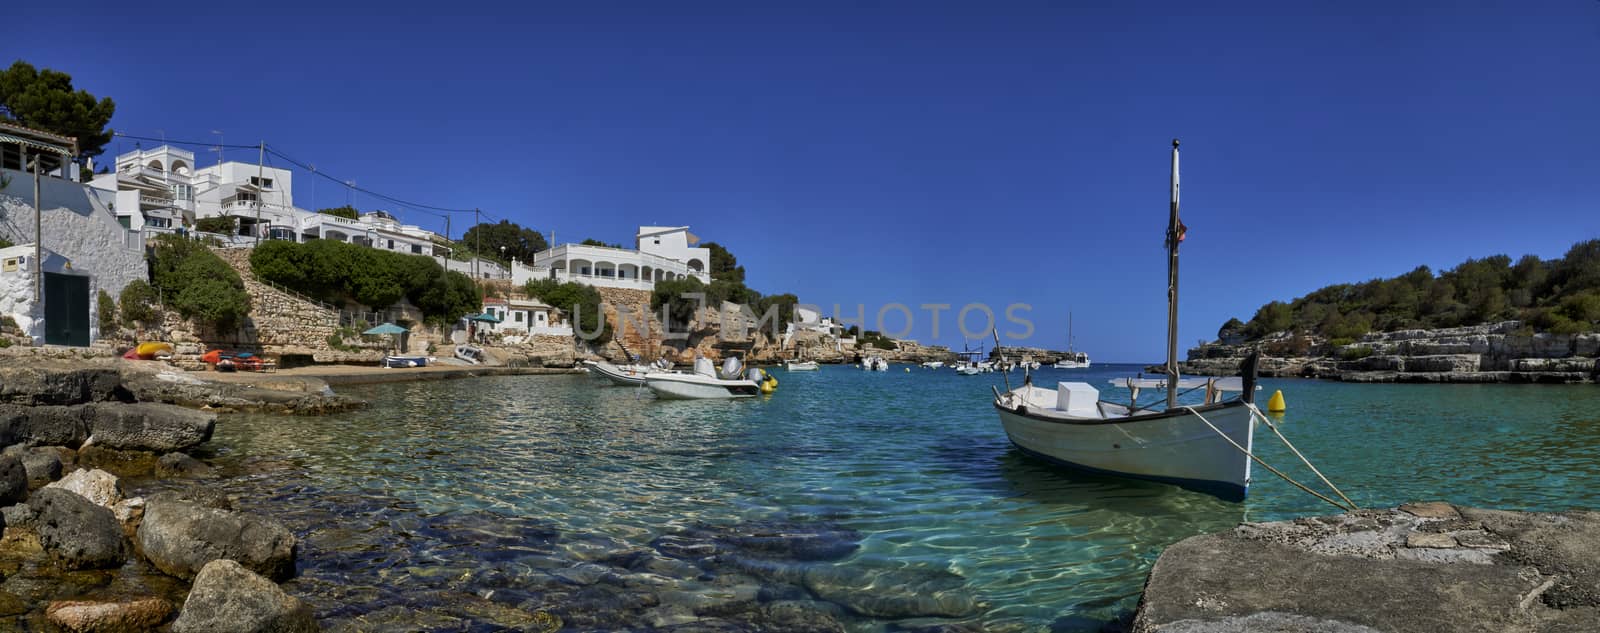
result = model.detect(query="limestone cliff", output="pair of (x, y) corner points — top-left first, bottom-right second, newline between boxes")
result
(1180, 321), (1599, 383)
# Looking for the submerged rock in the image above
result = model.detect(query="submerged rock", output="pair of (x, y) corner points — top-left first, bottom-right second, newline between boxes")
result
(45, 468), (123, 508)
(155, 452), (215, 478)
(1133, 504), (1600, 633)
(31, 487), (128, 570)
(171, 559), (319, 633)
(138, 492), (296, 581)
(45, 596), (174, 632)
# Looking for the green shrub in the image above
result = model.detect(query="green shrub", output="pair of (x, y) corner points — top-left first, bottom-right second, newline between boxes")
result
(1339, 346), (1374, 361)
(119, 279), (160, 326)
(251, 240), (478, 324)
(150, 235), (250, 330)
(195, 216), (237, 234)
(528, 278), (610, 345)
(97, 289), (116, 333)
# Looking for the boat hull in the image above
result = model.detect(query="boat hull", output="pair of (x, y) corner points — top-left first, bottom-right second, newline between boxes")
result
(996, 401), (1255, 500)
(645, 374), (761, 399)
(584, 361), (652, 386)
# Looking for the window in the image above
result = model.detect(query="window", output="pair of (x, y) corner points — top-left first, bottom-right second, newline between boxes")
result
(249, 177), (274, 189)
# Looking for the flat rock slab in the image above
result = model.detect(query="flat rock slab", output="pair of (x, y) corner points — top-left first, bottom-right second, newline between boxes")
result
(1133, 504), (1600, 633)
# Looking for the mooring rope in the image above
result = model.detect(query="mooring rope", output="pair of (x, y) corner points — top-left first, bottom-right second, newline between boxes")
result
(1180, 406), (1355, 512)
(1244, 401), (1360, 509)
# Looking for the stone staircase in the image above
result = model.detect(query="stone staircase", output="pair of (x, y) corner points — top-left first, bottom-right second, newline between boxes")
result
(210, 247), (345, 356)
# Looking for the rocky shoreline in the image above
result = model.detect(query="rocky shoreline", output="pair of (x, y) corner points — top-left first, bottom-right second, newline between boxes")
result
(1132, 502), (1599, 632)
(0, 362), (320, 630)
(1178, 322), (1600, 384)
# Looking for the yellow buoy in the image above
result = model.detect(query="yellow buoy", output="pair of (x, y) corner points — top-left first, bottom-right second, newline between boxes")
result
(1267, 389), (1286, 413)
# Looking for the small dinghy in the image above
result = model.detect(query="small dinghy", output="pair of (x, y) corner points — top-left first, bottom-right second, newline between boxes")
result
(646, 356), (774, 399)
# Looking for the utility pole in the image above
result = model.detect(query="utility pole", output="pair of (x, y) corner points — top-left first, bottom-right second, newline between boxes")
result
(32, 153), (42, 305)
(254, 142), (265, 244)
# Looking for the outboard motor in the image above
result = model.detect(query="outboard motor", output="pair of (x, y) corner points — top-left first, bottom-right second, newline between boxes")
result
(694, 356), (716, 378)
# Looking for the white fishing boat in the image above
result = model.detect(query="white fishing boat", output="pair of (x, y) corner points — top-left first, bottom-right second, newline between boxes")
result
(1053, 313), (1091, 369)
(785, 348), (820, 371)
(993, 140), (1263, 501)
(583, 359), (670, 386)
(646, 356), (773, 399)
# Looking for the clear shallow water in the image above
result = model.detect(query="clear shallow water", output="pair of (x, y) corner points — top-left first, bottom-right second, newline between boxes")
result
(178, 364), (1600, 631)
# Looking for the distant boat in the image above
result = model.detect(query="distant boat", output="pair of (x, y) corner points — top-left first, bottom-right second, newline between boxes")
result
(785, 347), (819, 371)
(1054, 313), (1091, 369)
(647, 356), (772, 399)
(993, 140), (1261, 500)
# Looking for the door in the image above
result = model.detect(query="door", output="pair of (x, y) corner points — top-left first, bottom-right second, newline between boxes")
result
(44, 272), (91, 347)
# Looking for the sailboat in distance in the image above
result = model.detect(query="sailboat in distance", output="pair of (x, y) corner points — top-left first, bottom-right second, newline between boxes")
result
(1053, 312), (1090, 369)
(992, 140), (1262, 501)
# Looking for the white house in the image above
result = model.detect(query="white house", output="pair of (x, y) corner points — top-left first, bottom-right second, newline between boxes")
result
(90, 145), (198, 232)
(516, 226), (713, 290)
(480, 296), (569, 335)
(0, 122), (145, 346)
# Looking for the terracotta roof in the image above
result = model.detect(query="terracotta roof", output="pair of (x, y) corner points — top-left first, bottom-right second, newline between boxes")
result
(0, 120), (78, 149)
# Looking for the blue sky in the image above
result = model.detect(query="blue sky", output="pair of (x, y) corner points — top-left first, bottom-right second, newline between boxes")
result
(11, 1), (1600, 361)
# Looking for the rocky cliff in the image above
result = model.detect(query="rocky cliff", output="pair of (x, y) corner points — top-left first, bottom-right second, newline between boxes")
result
(1180, 322), (1599, 383)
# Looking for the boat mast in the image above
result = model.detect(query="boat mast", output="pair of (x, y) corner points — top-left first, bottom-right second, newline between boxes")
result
(1165, 139), (1181, 410)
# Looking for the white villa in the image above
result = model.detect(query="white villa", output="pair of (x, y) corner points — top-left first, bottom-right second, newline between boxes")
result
(516, 226), (712, 290)
(91, 144), (502, 276)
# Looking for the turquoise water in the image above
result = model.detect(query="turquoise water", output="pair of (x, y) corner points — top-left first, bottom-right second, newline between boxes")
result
(179, 364), (1600, 631)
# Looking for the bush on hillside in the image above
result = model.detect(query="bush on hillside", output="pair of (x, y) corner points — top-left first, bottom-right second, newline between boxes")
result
(251, 239), (479, 325)
(119, 279), (160, 327)
(96, 290), (116, 333)
(149, 235), (251, 330)
(1233, 239), (1600, 340)
(195, 216), (236, 234)
(525, 278), (610, 345)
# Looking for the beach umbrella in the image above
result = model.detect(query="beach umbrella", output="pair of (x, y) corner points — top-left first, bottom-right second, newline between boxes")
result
(364, 322), (409, 353)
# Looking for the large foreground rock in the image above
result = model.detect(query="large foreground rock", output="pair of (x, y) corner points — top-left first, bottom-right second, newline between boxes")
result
(0, 454), (27, 505)
(85, 402), (215, 452)
(45, 597), (174, 632)
(138, 492), (296, 581)
(1133, 503), (1600, 632)
(45, 468), (123, 508)
(171, 559), (318, 633)
(0, 364), (121, 405)
(31, 487), (128, 570)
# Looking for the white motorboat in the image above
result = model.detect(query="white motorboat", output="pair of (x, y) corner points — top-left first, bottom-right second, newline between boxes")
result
(993, 140), (1262, 501)
(583, 359), (669, 386)
(646, 356), (773, 399)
